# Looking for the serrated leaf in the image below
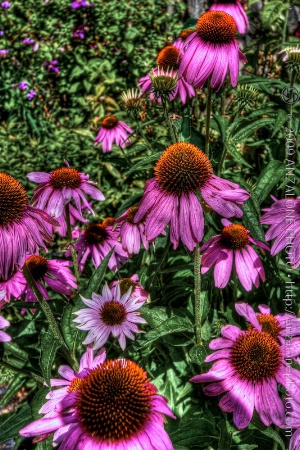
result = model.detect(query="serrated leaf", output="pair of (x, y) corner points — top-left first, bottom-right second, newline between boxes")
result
(40, 331), (60, 383)
(253, 160), (285, 204)
(0, 402), (32, 443)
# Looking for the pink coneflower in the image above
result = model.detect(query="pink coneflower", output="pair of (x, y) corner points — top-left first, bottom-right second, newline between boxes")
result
(0, 290), (11, 343)
(20, 358), (175, 450)
(190, 323), (300, 429)
(200, 219), (268, 291)
(40, 345), (106, 419)
(27, 161), (104, 219)
(0, 271), (26, 301)
(0, 173), (57, 280)
(134, 142), (250, 251)
(116, 206), (149, 254)
(48, 203), (90, 238)
(178, 11), (247, 90)
(22, 255), (77, 303)
(110, 274), (149, 303)
(71, 217), (128, 272)
(74, 283), (146, 351)
(94, 116), (134, 153)
(260, 196), (300, 268)
(138, 45), (195, 104)
(235, 301), (300, 346)
(210, 0), (249, 35)
(173, 28), (196, 53)
(286, 397), (300, 450)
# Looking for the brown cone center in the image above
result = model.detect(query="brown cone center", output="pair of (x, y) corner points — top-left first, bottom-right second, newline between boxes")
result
(119, 278), (136, 296)
(76, 360), (156, 442)
(101, 116), (119, 129)
(154, 142), (212, 196)
(231, 330), (281, 381)
(196, 11), (237, 44)
(221, 224), (249, 249)
(157, 45), (181, 70)
(26, 255), (48, 280)
(100, 300), (127, 326)
(85, 223), (108, 245)
(179, 28), (195, 41)
(50, 168), (81, 189)
(0, 173), (28, 226)
(248, 314), (282, 341)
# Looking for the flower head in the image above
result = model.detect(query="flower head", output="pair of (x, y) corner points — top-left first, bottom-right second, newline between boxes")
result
(0, 270), (26, 301)
(173, 28), (196, 52)
(70, 218), (128, 272)
(210, 0), (249, 34)
(190, 322), (300, 429)
(20, 357), (175, 450)
(27, 161), (104, 219)
(27, 89), (37, 100)
(200, 219), (269, 291)
(22, 38), (35, 45)
(74, 283), (147, 350)
(260, 196), (300, 268)
(178, 11), (247, 90)
(73, 24), (86, 39)
(1, 2), (10, 8)
(280, 46), (300, 74)
(44, 60), (60, 73)
(0, 49), (9, 57)
(138, 45), (195, 104)
(121, 88), (144, 117)
(18, 81), (28, 90)
(116, 205), (149, 254)
(0, 290), (11, 343)
(22, 254), (77, 303)
(110, 274), (149, 303)
(94, 116), (134, 153)
(134, 143), (250, 251)
(0, 173), (57, 279)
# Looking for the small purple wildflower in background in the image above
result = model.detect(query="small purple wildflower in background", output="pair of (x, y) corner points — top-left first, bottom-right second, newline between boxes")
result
(1, 1), (11, 8)
(73, 24), (86, 39)
(0, 49), (9, 56)
(22, 38), (35, 44)
(0, 31), (4, 36)
(71, 0), (87, 8)
(44, 60), (60, 73)
(18, 81), (28, 90)
(27, 90), (36, 100)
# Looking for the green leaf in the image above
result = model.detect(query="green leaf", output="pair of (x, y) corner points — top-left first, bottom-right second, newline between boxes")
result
(0, 374), (26, 407)
(218, 420), (233, 450)
(226, 144), (252, 169)
(235, 446), (258, 450)
(242, 197), (266, 242)
(0, 402), (32, 443)
(189, 344), (208, 365)
(170, 418), (217, 447)
(36, 437), (53, 450)
(253, 160), (285, 204)
(125, 152), (162, 176)
(40, 331), (61, 383)
(271, 109), (287, 137)
(140, 315), (193, 347)
(227, 118), (274, 144)
(30, 386), (50, 420)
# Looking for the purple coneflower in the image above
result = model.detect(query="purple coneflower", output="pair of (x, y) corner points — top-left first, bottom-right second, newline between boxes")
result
(27, 90), (37, 100)
(190, 322), (300, 429)
(0, 173), (57, 280)
(48, 203), (90, 238)
(18, 81), (28, 90)
(138, 45), (195, 104)
(70, 218), (128, 272)
(235, 301), (300, 346)
(210, 0), (249, 35)
(0, 271), (26, 301)
(27, 161), (104, 219)
(260, 196), (300, 268)
(94, 116), (134, 153)
(134, 142), (250, 251)
(20, 357), (175, 450)
(200, 219), (268, 291)
(74, 283), (146, 351)
(0, 290), (11, 343)
(286, 396), (300, 450)
(110, 274), (149, 303)
(22, 254), (77, 303)
(178, 10), (247, 90)
(116, 205), (149, 254)
(0, 49), (9, 57)
(39, 345), (106, 418)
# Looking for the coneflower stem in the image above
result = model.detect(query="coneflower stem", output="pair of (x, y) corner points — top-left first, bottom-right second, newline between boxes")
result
(65, 203), (80, 281)
(135, 119), (153, 152)
(161, 97), (177, 143)
(0, 360), (45, 384)
(23, 263), (75, 368)
(194, 243), (202, 344)
(205, 84), (213, 158)
(218, 143), (228, 176)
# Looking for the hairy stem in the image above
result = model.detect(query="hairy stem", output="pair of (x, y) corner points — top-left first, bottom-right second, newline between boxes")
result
(65, 203), (80, 281)
(205, 84), (213, 158)
(194, 244), (202, 344)
(161, 97), (177, 143)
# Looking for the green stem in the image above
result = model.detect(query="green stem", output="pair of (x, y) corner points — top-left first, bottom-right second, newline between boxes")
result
(23, 264), (75, 368)
(65, 203), (80, 281)
(161, 97), (177, 143)
(194, 244), (202, 345)
(135, 119), (153, 152)
(0, 360), (45, 384)
(205, 84), (213, 158)
(217, 143), (227, 177)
